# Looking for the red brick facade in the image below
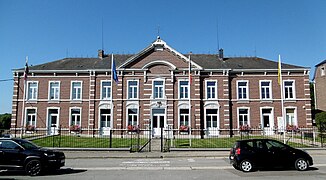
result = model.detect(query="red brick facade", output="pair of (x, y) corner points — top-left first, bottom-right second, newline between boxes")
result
(11, 38), (312, 136)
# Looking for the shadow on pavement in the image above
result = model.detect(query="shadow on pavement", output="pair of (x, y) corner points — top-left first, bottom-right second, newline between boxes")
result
(0, 168), (87, 177)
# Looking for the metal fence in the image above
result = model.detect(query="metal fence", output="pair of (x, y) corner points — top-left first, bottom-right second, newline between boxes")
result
(2, 127), (325, 151)
(163, 128), (326, 150)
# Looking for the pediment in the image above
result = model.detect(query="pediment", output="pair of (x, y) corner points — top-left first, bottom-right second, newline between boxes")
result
(118, 37), (202, 71)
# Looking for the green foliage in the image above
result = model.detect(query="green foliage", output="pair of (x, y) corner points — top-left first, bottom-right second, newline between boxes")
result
(315, 112), (326, 132)
(0, 113), (11, 129)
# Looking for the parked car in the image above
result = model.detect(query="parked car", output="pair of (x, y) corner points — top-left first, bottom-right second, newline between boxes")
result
(229, 139), (313, 172)
(0, 138), (65, 176)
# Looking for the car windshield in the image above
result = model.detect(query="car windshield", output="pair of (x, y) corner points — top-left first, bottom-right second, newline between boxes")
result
(16, 139), (39, 150)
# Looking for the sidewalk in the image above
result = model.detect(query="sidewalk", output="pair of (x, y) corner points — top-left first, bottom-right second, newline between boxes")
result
(62, 149), (326, 159)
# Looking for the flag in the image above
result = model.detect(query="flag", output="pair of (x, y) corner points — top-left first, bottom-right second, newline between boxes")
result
(23, 57), (29, 81)
(278, 55), (282, 85)
(111, 54), (118, 83)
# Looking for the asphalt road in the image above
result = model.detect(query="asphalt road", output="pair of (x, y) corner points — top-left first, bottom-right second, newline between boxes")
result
(1, 152), (326, 179)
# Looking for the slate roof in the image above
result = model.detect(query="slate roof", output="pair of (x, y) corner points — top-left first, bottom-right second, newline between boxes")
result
(315, 60), (326, 67)
(16, 54), (305, 72)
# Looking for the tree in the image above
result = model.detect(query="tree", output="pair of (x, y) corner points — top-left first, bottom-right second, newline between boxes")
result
(315, 112), (326, 133)
(0, 113), (11, 129)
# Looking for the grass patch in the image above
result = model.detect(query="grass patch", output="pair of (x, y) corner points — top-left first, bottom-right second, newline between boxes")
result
(31, 135), (148, 148)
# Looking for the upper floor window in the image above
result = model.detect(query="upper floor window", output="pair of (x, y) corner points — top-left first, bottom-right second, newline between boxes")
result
(128, 80), (138, 99)
(179, 80), (189, 99)
(49, 81), (60, 100)
(237, 81), (248, 100)
(284, 80), (295, 99)
(321, 66), (325, 76)
(260, 81), (271, 100)
(27, 81), (38, 100)
(153, 80), (164, 99)
(71, 81), (82, 100)
(101, 81), (111, 100)
(206, 81), (217, 99)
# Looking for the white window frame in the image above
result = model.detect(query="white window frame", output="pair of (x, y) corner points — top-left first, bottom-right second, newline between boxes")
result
(321, 66), (325, 76)
(71, 81), (82, 100)
(99, 108), (111, 128)
(25, 108), (37, 127)
(100, 80), (111, 100)
(178, 80), (189, 99)
(179, 108), (189, 127)
(127, 108), (138, 126)
(259, 80), (272, 100)
(69, 107), (82, 126)
(285, 107), (298, 126)
(237, 107), (250, 127)
(237, 80), (249, 100)
(206, 80), (218, 100)
(127, 80), (139, 99)
(152, 79), (165, 99)
(48, 81), (60, 100)
(205, 109), (219, 128)
(283, 80), (296, 100)
(27, 81), (38, 100)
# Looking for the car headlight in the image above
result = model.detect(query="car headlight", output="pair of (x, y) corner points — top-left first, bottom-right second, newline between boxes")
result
(44, 153), (56, 158)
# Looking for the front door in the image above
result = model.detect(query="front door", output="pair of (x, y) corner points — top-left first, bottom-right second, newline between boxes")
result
(152, 109), (165, 137)
(206, 109), (219, 136)
(261, 109), (274, 135)
(48, 109), (59, 135)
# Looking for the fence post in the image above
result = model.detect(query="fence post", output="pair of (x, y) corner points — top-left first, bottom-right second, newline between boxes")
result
(109, 129), (112, 148)
(161, 127), (163, 152)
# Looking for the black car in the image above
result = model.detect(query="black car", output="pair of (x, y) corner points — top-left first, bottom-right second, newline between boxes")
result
(0, 138), (65, 176)
(229, 139), (313, 172)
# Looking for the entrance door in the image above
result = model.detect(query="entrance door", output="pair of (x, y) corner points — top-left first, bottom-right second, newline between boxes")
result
(206, 109), (219, 136)
(261, 109), (273, 135)
(48, 109), (59, 135)
(152, 109), (165, 137)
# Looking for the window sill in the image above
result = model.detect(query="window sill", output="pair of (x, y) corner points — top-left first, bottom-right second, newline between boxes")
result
(237, 100), (249, 104)
(70, 100), (82, 104)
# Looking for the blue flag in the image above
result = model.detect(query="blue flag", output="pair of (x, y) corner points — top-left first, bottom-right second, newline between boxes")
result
(112, 55), (118, 83)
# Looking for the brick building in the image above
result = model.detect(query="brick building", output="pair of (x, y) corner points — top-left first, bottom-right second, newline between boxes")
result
(11, 37), (312, 136)
(313, 60), (326, 112)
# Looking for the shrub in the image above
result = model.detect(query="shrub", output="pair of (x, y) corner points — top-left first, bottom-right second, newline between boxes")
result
(315, 111), (326, 132)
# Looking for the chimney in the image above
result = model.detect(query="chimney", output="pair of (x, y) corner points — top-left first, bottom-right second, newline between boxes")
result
(98, 49), (104, 59)
(218, 48), (224, 60)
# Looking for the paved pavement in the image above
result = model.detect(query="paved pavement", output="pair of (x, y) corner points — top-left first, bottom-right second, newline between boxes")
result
(62, 149), (326, 159)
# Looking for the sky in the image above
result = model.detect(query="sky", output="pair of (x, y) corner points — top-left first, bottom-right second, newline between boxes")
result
(0, 0), (326, 114)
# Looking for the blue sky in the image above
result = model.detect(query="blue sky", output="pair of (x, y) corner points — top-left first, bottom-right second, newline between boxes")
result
(1, 0), (326, 114)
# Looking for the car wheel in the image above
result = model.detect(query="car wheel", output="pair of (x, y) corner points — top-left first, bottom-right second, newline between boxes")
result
(25, 159), (42, 176)
(240, 160), (253, 172)
(295, 158), (309, 171)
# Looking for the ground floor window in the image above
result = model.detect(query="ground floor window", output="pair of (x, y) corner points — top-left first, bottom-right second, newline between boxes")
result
(238, 108), (249, 127)
(286, 108), (296, 126)
(70, 108), (81, 126)
(100, 109), (111, 128)
(26, 109), (36, 127)
(179, 109), (189, 127)
(206, 109), (218, 128)
(127, 109), (138, 126)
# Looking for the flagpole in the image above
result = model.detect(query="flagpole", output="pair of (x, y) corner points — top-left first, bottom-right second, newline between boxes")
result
(111, 54), (114, 130)
(188, 54), (192, 147)
(278, 55), (286, 144)
(20, 56), (28, 138)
